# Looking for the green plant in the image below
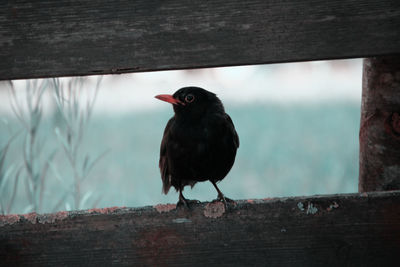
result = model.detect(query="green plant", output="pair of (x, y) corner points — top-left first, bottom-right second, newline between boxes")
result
(8, 80), (56, 213)
(51, 77), (107, 210)
(0, 129), (22, 215)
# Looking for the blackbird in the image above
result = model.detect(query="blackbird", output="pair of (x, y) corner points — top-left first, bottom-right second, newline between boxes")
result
(155, 86), (239, 208)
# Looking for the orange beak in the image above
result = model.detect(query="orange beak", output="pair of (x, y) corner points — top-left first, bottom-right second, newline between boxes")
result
(155, 94), (184, 105)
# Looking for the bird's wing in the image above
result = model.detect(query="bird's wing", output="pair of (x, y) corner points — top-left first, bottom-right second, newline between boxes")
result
(225, 114), (240, 148)
(159, 117), (174, 194)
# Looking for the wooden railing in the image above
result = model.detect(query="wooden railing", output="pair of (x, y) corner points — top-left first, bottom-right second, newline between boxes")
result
(1, 0), (400, 266)
(1, 191), (400, 266)
(1, 0), (399, 80)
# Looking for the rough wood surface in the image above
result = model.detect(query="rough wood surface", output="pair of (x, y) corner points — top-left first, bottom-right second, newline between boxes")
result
(1, 191), (400, 266)
(359, 56), (400, 192)
(1, 0), (400, 80)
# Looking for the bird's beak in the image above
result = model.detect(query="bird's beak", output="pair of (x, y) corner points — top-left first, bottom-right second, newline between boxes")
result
(155, 94), (185, 105)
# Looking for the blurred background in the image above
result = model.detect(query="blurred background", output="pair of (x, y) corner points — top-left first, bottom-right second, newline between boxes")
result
(0, 59), (362, 214)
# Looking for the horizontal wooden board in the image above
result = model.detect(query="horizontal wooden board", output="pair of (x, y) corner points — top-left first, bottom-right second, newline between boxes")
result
(1, 191), (400, 266)
(0, 0), (400, 80)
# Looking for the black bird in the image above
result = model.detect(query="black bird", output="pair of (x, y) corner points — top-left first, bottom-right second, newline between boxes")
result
(155, 87), (239, 208)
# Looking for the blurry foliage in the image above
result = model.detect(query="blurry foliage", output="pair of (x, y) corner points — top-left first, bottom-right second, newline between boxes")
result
(51, 77), (106, 211)
(0, 78), (105, 214)
(0, 130), (22, 214)
(9, 80), (55, 213)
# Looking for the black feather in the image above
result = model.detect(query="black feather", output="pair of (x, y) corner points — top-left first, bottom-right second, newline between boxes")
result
(158, 87), (239, 207)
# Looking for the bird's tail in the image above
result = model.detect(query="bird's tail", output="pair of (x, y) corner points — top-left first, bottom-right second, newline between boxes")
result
(162, 176), (171, 194)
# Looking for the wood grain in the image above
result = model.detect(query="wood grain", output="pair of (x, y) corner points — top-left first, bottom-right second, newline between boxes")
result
(359, 56), (400, 192)
(1, 191), (400, 266)
(1, 0), (400, 80)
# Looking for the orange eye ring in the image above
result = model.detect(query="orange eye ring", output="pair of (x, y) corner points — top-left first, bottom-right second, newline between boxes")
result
(185, 94), (195, 103)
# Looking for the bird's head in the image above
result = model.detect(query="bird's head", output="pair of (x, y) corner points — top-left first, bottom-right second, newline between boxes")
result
(155, 87), (224, 118)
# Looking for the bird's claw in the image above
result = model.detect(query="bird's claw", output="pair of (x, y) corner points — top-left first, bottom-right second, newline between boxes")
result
(177, 199), (200, 209)
(213, 194), (236, 208)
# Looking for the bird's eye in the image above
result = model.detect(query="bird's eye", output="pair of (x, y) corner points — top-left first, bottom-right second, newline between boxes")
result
(185, 94), (195, 103)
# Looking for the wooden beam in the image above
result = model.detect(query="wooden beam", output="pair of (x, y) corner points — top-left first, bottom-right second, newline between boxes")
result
(359, 56), (400, 192)
(1, 0), (400, 80)
(1, 191), (400, 266)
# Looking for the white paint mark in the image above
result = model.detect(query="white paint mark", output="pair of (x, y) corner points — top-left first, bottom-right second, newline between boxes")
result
(327, 201), (339, 211)
(306, 203), (318, 214)
(172, 218), (191, 224)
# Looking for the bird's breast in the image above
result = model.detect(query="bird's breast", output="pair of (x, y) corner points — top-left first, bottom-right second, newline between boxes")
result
(165, 114), (237, 182)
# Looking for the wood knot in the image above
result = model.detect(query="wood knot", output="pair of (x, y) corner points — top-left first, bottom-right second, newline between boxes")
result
(385, 112), (400, 137)
(204, 202), (225, 218)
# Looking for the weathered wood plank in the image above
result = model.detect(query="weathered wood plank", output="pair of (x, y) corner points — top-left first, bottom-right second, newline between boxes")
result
(1, 0), (400, 80)
(1, 191), (400, 266)
(359, 56), (400, 192)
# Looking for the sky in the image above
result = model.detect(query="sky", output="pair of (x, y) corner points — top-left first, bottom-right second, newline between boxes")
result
(0, 58), (363, 115)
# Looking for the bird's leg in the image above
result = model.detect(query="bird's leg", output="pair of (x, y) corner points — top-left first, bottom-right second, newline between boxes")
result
(177, 188), (200, 209)
(177, 189), (189, 208)
(211, 181), (235, 207)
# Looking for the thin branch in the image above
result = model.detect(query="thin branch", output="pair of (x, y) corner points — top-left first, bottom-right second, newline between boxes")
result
(7, 166), (23, 214)
(39, 150), (58, 212)
(9, 83), (28, 129)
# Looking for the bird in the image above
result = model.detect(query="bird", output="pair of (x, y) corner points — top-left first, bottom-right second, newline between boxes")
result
(155, 86), (239, 208)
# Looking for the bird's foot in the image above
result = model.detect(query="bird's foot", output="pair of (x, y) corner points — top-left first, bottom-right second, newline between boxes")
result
(177, 198), (200, 209)
(213, 193), (236, 208)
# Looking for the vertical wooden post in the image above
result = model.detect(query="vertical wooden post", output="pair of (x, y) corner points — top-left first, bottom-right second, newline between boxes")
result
(359, 56), (400, 192)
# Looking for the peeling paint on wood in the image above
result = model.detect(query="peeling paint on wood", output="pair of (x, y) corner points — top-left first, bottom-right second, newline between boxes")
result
(154, 204), (176, 213)
(0, 207), (125, 226)
(1, 191), (400, 266)
(38, 211), (69, 224)
(306, 203), (318, 215)
(327, 201), (339, 211)
(0, 214), (19, 226)
(86, 206), (122, 214)
(172, 218), (191, 224)
(22, 212), (38, 224)
(297, 202), (319, 214)
(203, 201), (226, 218)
